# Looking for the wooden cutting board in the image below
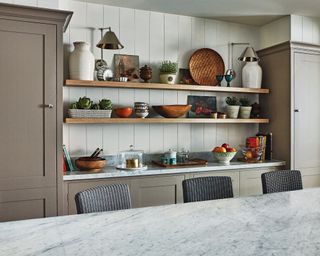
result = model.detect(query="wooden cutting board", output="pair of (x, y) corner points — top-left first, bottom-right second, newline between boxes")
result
(152, 159), (208, 168)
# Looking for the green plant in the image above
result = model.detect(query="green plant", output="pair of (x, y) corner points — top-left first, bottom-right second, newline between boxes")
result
(159, 61), (178, 74)
(99, 99), (112, 110)
(69, 102), (78, 109)
(225, 97), (240, 106)
(91, 103), (100, 110)
(77, 96), (93, 109)
(240, 97), (251, 107)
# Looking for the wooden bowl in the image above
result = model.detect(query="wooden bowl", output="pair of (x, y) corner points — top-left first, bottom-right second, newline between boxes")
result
(152, 105), (192, 118)
(75, 157), (107, 172)
(115, 107), (133, 118)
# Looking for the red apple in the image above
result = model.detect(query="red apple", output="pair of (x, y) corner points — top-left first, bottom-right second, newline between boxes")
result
(227, 147), (237, 152)
(221, 143), (230, 149)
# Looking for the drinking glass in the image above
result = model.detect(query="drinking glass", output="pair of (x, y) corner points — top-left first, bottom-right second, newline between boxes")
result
(225, 74), (234, 87)
(216, 75), (224, 86)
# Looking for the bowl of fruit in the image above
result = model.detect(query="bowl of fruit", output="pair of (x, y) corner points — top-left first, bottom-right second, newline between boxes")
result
(240, 146), (264, 162)
(212, 143), (237, 165)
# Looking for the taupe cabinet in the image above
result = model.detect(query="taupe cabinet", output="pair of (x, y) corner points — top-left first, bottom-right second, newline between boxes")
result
(0, 4), (71, 221)
(64, 166), (281, 215)
(259, 42), (320, 188)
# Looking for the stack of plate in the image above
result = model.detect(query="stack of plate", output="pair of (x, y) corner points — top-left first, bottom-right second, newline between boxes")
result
(134, 102), (149, 118)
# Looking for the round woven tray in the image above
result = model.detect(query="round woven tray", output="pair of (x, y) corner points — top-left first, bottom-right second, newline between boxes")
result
(189, 48), (225, 86)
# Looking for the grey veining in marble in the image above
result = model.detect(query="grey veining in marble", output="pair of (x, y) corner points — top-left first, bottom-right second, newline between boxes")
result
(64, 160), (285, 181)
(2, 188), (320, 256)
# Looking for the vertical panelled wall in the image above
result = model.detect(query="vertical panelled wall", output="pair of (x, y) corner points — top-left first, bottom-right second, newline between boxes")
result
(291, 15), (320, 44)
(61, 0), (260, 156)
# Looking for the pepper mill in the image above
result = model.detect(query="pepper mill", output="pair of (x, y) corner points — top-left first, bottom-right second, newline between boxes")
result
(139, 65), (152, 83)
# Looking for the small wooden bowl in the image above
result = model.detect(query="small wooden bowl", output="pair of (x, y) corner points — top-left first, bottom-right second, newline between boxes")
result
(115, 107), (133, 118)
(152, 105), (192, 118)
(75, 157), (107, 172)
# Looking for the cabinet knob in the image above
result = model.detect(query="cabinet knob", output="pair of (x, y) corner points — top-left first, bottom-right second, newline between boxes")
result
(44, 104), (54, 109)
(294, 109), (300, 113)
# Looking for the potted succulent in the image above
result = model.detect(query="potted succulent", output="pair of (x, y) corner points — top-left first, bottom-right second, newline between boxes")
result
(225, 97), (240, 118)
(69, 97), (113, 118)
(159, 61), (178, 84)
(239, 97), (252, 119)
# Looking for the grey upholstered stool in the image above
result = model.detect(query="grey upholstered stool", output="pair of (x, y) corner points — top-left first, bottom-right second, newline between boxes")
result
(75, 184), (132, 214)
(182, 176), (233, 203)
(261, 170), (303, 194)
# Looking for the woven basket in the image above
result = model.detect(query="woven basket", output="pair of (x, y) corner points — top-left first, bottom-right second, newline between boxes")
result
(68, 109), (112, 118)
(189, 48), (225, 86)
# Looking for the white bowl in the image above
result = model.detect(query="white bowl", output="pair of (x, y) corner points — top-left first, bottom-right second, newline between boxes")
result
(212, 151), (237, 165)
(135, 112), (149, 118)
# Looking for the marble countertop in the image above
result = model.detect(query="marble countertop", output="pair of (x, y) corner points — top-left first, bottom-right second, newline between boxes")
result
(63, 160), (285, 181)
(2, 188), (320, 256)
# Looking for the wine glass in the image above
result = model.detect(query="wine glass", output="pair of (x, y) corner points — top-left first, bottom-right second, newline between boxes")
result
(225, 74), (234, 87)
(216, 75), (224, 86)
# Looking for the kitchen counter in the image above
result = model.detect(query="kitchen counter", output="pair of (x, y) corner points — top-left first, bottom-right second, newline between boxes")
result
(2, 187), (320, 256)
(63, 160), (285, 181)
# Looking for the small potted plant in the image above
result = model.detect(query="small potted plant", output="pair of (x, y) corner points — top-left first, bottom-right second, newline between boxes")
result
(225, 97), (240, 118)
(239, 97), (252, 119)
(159, 61), (178, 84)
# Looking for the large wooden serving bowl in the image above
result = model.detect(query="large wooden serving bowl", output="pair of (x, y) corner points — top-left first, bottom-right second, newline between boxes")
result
(152, 105), (192, 118)
(75, 157), (107, 172)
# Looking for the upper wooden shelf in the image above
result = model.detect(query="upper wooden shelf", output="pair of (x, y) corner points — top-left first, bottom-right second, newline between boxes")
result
(65, 80), (270, 94)
(64, 118), (269, 124)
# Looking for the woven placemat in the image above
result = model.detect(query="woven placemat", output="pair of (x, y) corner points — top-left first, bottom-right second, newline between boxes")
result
(189, 48), (225, 86)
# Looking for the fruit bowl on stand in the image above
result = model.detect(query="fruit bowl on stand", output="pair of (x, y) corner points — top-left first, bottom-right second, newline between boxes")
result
(213, 152), (237, 165)
(212, 144), (237, 165)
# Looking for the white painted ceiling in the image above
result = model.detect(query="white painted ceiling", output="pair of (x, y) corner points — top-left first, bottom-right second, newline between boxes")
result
(78, 0), (320, 26)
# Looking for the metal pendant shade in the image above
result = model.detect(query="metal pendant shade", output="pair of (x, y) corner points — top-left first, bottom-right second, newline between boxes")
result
(238, 47), (259, 62)
(96, 28), (124, 50)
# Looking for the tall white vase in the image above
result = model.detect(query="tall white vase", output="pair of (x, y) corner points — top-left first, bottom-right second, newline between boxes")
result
(69, 42), (95, 80)
(242, 62), (262, 88)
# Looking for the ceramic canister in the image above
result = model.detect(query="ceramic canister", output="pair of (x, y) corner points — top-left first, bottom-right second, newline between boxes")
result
(69, 41), (95, 80)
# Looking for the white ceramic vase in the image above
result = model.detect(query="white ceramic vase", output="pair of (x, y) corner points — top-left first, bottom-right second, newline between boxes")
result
(226, 105), (240, 118)
(239, 106), (252, 119)
(242, 62), (262, 88)
(69, 41), (95, 80)
(160, 73), (177, 84)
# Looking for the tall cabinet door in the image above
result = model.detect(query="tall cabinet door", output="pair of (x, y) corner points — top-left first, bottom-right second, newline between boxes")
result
(294, 52), (320, 187)
(0, 19), (57, 220)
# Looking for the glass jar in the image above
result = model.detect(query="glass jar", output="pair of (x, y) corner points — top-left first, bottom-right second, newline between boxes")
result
(117, 145), (145, 169)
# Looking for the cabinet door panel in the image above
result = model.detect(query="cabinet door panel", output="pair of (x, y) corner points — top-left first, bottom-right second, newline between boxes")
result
(294, 53), (320, 171)
(0, 19), (56, 190)
(131, 175), (185, 208)
(0, 188), (56, 222)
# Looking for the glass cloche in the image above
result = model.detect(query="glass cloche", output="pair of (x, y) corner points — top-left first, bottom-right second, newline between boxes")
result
(116, 145), (147, 170)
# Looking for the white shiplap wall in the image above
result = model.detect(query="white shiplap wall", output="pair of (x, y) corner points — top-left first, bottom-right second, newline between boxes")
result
(61, 0), (260, 156)
(259, 16), (290, 49)
(291, 15), (320, 44)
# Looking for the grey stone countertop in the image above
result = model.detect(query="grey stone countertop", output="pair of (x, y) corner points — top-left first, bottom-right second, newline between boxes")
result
(1, 187), (320, 256)
(63, 160), (285, 181)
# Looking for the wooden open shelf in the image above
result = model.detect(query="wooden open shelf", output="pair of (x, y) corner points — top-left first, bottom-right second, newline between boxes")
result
(64, 118), (269, 124)
(65, 80), (270, 94)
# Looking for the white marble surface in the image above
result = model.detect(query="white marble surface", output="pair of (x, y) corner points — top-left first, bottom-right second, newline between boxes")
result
(63, 160), (285, 181)
(2, 188), (320, 255)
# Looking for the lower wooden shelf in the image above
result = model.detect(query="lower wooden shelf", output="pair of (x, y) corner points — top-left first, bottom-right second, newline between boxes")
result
(64, 118), (269, 124)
